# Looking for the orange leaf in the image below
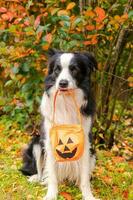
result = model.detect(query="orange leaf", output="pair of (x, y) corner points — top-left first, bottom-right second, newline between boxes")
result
(85, 10), (95, 17)
(43, 12), (48, 17)
(0, 7), (7, 13)
(36, 31), (43, 42)
(83, 41), (92, 46)
(1, 13), (10, 21)
(42, 44), (50, 51)
(2, 12), (14, 21)
(24, 20), (30, 26)
(43, 68), (48, 75)
(86, 24), (95, 31)
(66, 2), (76, 10)
(95, 7), (106, 22)
(123, 190), (129, 199)
(112, 156), (125, 163)
(112, 114), (119, 121)
(96, 23), (104, 30)
(58, 9), (69, 16)
(45, 33), (52, 44)
(121, 13), (128, 20)
(34, 15), (41, 29)
(102, 176), (112, 184)
(60, 192), (72, 200)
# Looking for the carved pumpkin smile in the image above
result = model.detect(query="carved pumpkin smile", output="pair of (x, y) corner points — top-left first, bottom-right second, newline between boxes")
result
(56, 147), (77, 159)
(55, 137), (78, 159)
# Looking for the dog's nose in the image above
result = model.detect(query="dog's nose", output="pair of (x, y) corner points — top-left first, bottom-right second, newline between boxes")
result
(59, 80), (68, 88)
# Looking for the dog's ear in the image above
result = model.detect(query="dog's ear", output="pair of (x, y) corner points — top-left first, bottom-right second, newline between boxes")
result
(48, 48), (63, 57)
(83, 52), (97, 72)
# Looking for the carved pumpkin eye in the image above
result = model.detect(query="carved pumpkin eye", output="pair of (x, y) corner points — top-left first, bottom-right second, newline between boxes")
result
(58, 139), (63, 145)
(67, 138), (73, 144)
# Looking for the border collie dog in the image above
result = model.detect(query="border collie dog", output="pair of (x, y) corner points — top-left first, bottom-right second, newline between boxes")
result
(21, 49), (99, 200)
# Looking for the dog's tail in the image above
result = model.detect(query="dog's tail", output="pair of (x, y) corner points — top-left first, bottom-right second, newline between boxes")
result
(20, 135), (40, 176)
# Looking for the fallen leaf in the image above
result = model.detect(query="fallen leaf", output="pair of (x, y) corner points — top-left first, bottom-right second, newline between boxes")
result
(102, 175), (112, 184)
(112, 156), (125, 163)
(122, 190), (129, 199)
(60, 192), (72, 200)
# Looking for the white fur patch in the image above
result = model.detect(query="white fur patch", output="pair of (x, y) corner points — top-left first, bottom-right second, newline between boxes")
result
(60, 53), (74, 69)
(55, 53), (76, 90)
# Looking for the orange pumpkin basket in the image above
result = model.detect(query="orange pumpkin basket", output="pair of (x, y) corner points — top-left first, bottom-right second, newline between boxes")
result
(50, 90), (84, 162)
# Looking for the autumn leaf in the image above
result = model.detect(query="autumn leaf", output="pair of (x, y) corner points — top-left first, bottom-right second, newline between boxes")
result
(95, 7), (106, 22)
(127, 76), (133, 87)
(122, 190), (129, 199)
(1, 13), (10, 21)
(86, 24), (95, 31)
(0, 7), (7, 13)
(66, 2), (76, 10)
(60, 192), (72, 200)
(42, 44), (50, 50)
(24, 20), (30, 26)
(112, 156), (125, 163)
(102, 175), (112, 184)
(43, 68), (48, 75)
(58, 9), (69, 16)
(83, 40), (92, 46)
(45, 33), (52, 44)
(85, 10), (95, 17)
(34, 15), (41, 29)
(51, 8), (60, 16)
(112, 114), (119, 121)
(121, 13), (128, 20)
(96, 23), (104, 30)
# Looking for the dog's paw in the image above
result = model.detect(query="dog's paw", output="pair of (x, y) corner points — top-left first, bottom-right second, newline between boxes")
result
(28, 174), (39, 183)
(43, 185), (58, 200)
(83, 197), (100, 200)
(43, 194), (57, 200)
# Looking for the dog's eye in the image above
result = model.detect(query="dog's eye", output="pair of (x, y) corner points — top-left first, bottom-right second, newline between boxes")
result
(69, 65), (79, 74)
(54, 65), (61, 74)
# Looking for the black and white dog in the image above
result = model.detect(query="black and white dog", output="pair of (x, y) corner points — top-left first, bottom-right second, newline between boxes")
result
(21, 49), (99, 200)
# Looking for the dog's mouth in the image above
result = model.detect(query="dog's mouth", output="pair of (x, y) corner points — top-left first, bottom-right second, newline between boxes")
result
(59, 88), (69, 92)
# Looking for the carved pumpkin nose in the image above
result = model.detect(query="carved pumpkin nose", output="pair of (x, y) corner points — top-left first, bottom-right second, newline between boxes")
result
(64, 145), (70, 151)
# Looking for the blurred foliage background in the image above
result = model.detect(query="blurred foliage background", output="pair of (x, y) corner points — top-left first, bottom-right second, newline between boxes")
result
(0, 0), (132, 149)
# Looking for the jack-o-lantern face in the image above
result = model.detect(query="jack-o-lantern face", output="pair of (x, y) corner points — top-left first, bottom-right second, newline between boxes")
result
(50, 124), (85, 162)
(56, 137), (77, 159)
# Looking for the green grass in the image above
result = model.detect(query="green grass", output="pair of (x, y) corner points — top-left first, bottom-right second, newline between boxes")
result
(0, 127), (133, 200)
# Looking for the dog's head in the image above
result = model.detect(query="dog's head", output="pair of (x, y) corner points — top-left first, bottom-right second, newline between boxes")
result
(45, 49), (97, 92)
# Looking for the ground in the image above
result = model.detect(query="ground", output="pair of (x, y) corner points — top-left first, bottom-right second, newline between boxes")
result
(0, 126), (133, 200)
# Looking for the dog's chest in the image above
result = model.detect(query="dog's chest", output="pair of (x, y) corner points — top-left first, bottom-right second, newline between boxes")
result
(41, 89), (85, 125)
(54, 95), (81, 124)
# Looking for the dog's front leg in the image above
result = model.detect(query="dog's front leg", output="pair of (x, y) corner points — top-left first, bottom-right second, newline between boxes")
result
(43, 143), (58, 200)
(80, 146), (98, 200)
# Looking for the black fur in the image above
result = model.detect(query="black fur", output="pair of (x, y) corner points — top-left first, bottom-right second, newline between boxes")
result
(20, 136), (39, 175)
(20, 133), (45, 176)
